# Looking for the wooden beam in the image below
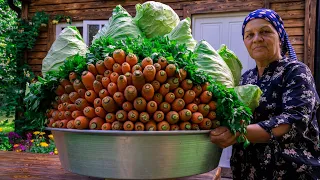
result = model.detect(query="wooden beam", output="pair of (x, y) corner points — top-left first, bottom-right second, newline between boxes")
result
(304, 0), (316, 73)
(264, 0), (270, 9)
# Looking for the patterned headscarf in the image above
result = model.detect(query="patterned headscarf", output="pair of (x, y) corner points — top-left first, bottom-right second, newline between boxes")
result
(242, 8), (298, 61)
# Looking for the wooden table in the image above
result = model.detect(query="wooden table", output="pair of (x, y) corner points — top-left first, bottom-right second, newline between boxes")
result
(0, 151), (221, 180)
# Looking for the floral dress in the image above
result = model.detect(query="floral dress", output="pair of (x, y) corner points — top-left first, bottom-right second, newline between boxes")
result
(230, 57), (320, 180)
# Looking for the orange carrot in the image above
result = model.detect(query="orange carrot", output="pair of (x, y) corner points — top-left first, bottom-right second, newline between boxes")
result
(179, 109), (192, 122)
(201, 82), (210, 91)
(112, 121), (124, 130)
(165, 92), (175, 104)
(113, 92), (125, 106)
(175, 68), (187, 82)
(74, 116), (89, 129)
(208, 101), (217, 111)
(153, 93), (163, 105)
(146, 101), (157, 114)
(85, 90), (97, 103)
(93, 80), (103, 94)
(155, 70), (167, 84)
(102, 96), (118, 113)
(211, 120), (220, 129)
(87, 63), (98, 76)
(101, 122), (112, 130)
(67, 120), (75, 129)
(93, 98), (102, 108)
(126, 53), (138, 67)
(166, 111), (179, 124)
(75, 98), (89, 111)
(110, 72), (119, 83)
(143, 65), (156, 82)
(113, 63), (122, 74)
(89, 117), (105, 130)
(193, 97), (201, 105)
(145, 120), (157, 131)
(124, 85), (138, 102)
(60, 93), (70, 103)
(104, 56), (115, 70)
(96, 60), (106, 75)
(207, 111), (216, 120)
(69, 72), (77, 83)
(58, 104), (64, 111)
(124, 72), (132, 85)
(170, 124), (180, 130)
(173, 88), (184, 100)
(181, 79), (193, 91)
(139, 112), (150, 123)
(133, 97), (147, 112)
(132, 70), (145, 91)
(191, 123), (200, 130)
(157, 56), (168, 70)
(55, 85), (65, 96)
(191, 112), (204, 124)
(66, 104), (77, 112)
(105, 113), (116, 123)
(64, 84), (75, 94)
(71, 110), (84, 119)
(117, 75), (127, 92)
(198, 104), (210, 117)
(192, 85), (203, 97)
(83, 106), (96, 119)
(157, 121), (170, 131)
(153, 111), (164, 122)
(131, 64), (142, 73)
(107, 82), (118, 96)
(101, 77), (110, 88)
(46, 109), (54, 118)
(159, 102), (171, 114)
(104, 70), (112, 78)
(69, 92), (80, 103)
(52, 121), (60, 128)
(58, 111), (65, 120)
(171, 98), (185, 112)
(134, 122), (145, 131)
(122, 101), (133, 112)
(59, 119), (69, 128)
(151, 80), (160, 92)
(96, 74), (103, 83)
(99, 89), (109, 99)
(183, 90), (196, 104)
(141, 57), (153, 69)
(186, 103), (198, 113)
(62, 102), (70, 111)
(200, 91), (213, 104)
(165, 64), (176, 77)
(55, 96), (61, 104)
(123, 121), (134, 131)
(81, 71), (95, 90)
(73, 79), (86, 92)
(60, 79), (72, 87)
(179, 121), (191, 130)
(128, 110), (139, 122)
(153, 63), (161, 72)
(121, 62), (131, 74)
(113, 49), (126, 64)
(141, 83), (155, 101)
(199, 118), (212, 130)
(95, 107), (106, 118)
(167, 77), (179, 91)
(159, 83), (170, 96)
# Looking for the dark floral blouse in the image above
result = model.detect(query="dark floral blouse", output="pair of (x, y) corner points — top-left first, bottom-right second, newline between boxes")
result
(231, 57), (320, 180)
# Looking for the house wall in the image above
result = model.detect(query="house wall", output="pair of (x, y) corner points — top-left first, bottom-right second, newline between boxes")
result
(22, 0), (315, 76)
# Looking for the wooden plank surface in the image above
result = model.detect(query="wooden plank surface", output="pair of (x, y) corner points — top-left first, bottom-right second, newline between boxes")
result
(0, 151), (220, 180)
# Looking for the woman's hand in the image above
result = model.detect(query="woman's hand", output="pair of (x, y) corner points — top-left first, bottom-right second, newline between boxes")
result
(210, 126), (239, 148)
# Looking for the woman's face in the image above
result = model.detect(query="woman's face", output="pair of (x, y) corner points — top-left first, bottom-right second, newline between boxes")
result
(243, 19), (282, 63)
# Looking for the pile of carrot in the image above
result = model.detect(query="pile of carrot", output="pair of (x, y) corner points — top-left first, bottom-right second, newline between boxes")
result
(46, 49), (220, 131)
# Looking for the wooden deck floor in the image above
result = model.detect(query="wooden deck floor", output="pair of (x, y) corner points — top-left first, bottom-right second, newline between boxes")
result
(0, 151), (220, 180)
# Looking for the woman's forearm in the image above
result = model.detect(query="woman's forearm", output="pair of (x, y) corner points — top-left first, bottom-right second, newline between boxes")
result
(245, 123), (291, 143)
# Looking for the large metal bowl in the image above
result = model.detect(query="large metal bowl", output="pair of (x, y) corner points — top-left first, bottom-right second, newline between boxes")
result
(47, 128), (222, 179)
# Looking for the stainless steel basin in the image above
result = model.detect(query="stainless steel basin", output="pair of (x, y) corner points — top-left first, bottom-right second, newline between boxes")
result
(47, 128), (222, 179)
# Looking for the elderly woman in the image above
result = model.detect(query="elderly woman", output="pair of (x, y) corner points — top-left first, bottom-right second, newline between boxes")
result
(210, 9), (320, 179)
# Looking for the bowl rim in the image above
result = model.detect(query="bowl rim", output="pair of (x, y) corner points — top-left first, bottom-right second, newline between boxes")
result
(46, 127), (211, 135)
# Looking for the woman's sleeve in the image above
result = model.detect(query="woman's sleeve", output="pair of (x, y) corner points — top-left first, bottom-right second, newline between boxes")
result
(257, 63), (319, 134)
